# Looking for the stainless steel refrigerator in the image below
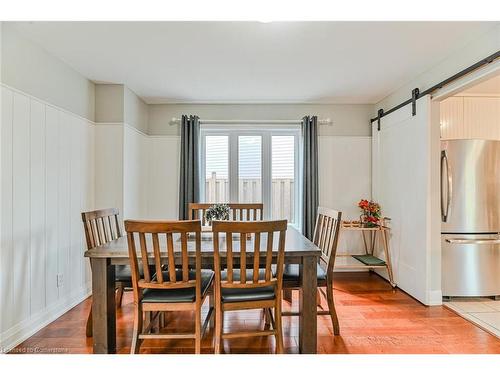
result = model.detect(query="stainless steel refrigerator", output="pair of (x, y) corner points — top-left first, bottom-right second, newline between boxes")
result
(441, 139), (500, 298)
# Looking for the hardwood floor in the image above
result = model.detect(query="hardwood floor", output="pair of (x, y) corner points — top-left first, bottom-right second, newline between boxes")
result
(11, 272), (500, 354)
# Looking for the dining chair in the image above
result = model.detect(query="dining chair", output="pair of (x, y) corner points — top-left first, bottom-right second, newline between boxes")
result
(281, 207), (342, 335)
(81, 208), (129, 337)
(212, 219), (287, 354)
(125, 219), (214, 354)
(188, 203), (264, 226)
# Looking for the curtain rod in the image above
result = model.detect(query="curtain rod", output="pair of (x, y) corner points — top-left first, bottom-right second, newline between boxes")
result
(169, 118), (332, 126)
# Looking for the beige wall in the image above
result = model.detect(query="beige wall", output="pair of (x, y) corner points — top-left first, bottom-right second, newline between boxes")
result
(95, 84), (124, 123)
(1, 23), (95, 121)
(124, 87), (149, 133)
(95, 84), (149, 133)
(148, 103), (373, 136)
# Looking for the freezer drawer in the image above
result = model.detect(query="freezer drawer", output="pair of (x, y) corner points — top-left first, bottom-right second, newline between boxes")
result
(442, 234), (500, 297)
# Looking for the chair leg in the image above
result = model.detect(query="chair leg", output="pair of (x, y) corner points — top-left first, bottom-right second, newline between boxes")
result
(131, 303), (143, 354)
(209, 291), (215, 329)
(214, 303), (222, 354)
(86, 306), (93, 337)
(195, 307), (202, 354)
(264, 308), (271, 328)
(317, 290), (322, 307)
(116, 284), (124, 308)
(326, 281), (340, 335)
(159, 312), (166, 328)
(274, 295), (284, 354)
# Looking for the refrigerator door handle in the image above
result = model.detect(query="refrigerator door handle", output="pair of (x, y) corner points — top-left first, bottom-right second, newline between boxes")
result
(441, 150), (452, 222)
(446, 238), (500, 245)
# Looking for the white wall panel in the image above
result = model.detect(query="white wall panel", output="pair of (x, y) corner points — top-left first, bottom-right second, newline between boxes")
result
(440, 96), (500, 140)
(123, 126), (148, 219)
(69, 118), (84, 291)
(94, 124), (124, 215)
(440, 97), (464, 139)
(45, 106), (59, 306)
(29, 99), (46, 315)
(12, 92), (31, 325)
(57, 112), (71, 298)
(0, 85), (94, 351)
(1, 87), (14, 332)
(82, 121), (94, 286)
(146, 137), (180, 220)
(463, 97), (500, 140)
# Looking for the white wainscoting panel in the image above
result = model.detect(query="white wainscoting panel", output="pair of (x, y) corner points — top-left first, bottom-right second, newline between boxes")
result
(463, 97), (500, 140)
(440, 96), (500, 140)
(0, 85), (94, 351)
(319, 136), (371, 256)
(94, 124), (124, 216)
(440, 97), (464, 139)
(123, 125), (149, 219)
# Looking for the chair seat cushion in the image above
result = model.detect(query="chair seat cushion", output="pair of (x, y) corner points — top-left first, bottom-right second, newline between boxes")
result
(115, 264), (155, 282)
(141, 269), (214, 303)
(282, 263), (327, 281)
(220, 269), (275, 303)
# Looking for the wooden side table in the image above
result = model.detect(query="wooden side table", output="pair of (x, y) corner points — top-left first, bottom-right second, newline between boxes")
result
(335, 217), (396, 287)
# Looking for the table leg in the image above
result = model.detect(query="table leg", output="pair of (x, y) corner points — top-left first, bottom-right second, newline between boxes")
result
(299, 255), (318, 354)
(91, 258), (116, 354)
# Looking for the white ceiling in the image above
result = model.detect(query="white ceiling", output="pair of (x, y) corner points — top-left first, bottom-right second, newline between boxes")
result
(10, 21), (497, 104)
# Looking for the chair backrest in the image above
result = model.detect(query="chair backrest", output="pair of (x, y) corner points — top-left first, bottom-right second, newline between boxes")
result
(81, 208), (122, 250)
(124, 220), (202, 301)
(212, 220), (287, 291)
(188, 203), (264, 225)
(312, 207), (342, 270)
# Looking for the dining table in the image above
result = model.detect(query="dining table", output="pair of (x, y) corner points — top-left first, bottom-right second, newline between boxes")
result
(84, 225), (321, 354)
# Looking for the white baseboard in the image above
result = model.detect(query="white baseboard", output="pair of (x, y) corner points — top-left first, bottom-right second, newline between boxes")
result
(427, 289), (443, 306)
(0, 284), (91, 354)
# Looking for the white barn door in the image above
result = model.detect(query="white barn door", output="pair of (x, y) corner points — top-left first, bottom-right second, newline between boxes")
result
(372, 96), (440, 305)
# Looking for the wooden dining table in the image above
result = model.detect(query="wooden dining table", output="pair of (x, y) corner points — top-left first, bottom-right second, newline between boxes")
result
(84, 225), (321, 354)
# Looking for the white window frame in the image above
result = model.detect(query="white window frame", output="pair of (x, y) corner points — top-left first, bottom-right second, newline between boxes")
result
(200, 124), (301, 226)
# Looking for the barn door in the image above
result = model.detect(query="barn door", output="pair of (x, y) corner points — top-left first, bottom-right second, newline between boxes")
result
(372, 96), (440, 305)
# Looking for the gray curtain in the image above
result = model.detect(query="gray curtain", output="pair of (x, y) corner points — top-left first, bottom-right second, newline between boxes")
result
(178, 115), (200, 220)
(301, 115), (319, 240)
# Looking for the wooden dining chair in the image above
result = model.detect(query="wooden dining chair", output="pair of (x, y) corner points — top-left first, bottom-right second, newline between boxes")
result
(125, 220), (214, 354)
(212, 219), (287, 354)
(281, 207), (342, 335)
(188, 203), (263, 226)
(81, 208), (128, 338)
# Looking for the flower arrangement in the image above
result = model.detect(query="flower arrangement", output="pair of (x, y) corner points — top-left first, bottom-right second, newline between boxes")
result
(358, 199), (381, 227)
(204, 203), (230, 224)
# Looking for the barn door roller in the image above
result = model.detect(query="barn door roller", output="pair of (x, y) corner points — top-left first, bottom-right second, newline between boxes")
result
(411, 88), (420, 116)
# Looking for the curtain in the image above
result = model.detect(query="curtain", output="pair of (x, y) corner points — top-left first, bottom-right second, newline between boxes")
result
(301, 115), (319, 241)
(178, 115), (200, 220)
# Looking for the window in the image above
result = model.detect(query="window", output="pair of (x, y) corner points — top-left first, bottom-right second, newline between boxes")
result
(238, 136), (262, 203)
(204, 136), (229, 203)
(201, 126), (300, 225)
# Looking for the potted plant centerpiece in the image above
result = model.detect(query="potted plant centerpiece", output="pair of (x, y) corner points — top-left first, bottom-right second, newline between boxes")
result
(358, 199), (381, 228)
(204, 203), (230, 226)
